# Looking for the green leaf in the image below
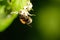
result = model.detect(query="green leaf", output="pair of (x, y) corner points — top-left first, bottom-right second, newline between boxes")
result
(0, 0), (28, 32)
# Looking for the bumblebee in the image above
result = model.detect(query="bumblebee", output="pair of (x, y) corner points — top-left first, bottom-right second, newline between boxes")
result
(18, 0), (33, 26)
(19, 9), (32, 24)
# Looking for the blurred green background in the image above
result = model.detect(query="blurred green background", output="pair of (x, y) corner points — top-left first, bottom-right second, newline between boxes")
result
(0, 0), (60, 40)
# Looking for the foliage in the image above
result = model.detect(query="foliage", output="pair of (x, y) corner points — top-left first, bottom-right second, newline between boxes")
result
(0, 0), (27, 32)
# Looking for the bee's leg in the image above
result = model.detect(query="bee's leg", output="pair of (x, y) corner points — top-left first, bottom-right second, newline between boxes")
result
(28, 13), (36, 16)
(26, 24), (32, 27)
